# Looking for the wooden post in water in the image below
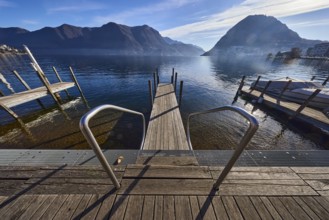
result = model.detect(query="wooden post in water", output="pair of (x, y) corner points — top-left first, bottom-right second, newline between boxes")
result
(257, 80), (272, 103)
(290, 89), (321, 119)
(153, 72), (157, 96)
(157, 74), (160, 85)
(322, 75), (329, 86)
(310, 76), (316, 81)
(179, 81), (184, 107)
(250, 76), (261, 90)
(148, 80), (153, 107)
(0, 89), (4, 97)
(12, 70), (46, 109)
(171, 68), (174, 83)
(277, 80), (292, 101)
(69, 66), (89, 108)
(24, 45), (64, 110)
(233, 76), (246, 103)
(52, 66), (71, 98)
(174, 72), (178, 92)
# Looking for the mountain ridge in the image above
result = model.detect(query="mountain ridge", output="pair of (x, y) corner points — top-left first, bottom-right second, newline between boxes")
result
(0, 23), (204, 56)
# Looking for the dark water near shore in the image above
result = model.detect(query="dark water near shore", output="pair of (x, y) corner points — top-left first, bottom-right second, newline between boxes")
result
(0, 54), (328, 150)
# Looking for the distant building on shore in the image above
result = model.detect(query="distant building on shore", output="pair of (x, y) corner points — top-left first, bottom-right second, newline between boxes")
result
(307, 43), (329, 57)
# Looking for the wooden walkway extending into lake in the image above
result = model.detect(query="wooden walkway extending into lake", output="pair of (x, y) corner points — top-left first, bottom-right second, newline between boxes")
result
(1, 164), (329, 219)
(240, 86), (329, 131)
(143, 83), (190, 150)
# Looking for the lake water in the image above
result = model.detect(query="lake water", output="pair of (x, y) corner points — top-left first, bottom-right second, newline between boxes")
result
(0, 53), (327, 150)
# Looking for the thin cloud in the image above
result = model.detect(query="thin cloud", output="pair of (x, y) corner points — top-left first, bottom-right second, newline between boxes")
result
(93, 0), (199, 25)
(161, 0), (329, 38)
(22, 19), (39, 25)
(290, 18), (329, 28)
(48, 2), (105, 13)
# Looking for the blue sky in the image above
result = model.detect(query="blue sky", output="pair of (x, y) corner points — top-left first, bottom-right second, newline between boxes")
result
(0, 0), (329, 50)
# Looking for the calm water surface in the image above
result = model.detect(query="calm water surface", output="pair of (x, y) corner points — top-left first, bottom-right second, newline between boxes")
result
(0, 54), (327, 150)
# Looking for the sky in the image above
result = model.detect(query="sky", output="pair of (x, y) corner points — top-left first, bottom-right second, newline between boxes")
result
(0, 0), (329, 51)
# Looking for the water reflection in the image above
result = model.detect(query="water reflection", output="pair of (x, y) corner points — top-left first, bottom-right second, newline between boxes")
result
(0, 54), (326, 150)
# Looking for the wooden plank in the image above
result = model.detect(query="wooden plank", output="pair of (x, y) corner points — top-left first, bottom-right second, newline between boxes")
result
(268, 197), (294, 220)
(218, 184), (317, 196)
(0, 82), (75, 108)
(0, 195), (39, 219)
(299, 173), (329, 180)
(163, 196), (175, 220)
(279, 197), (311, 220)
(260, 197), (282, 220)
(71, 194), (92, 219)
(300, 197), (329, 219)
(26, 183), (116, 194)
(31, 169), (123, 179)
(313, 196), (329, 213)
(26, 177), (119, 185)
(109, 195), (129, 219)
(249, 197), (273, 220)
(291, 167), (329, 173)
(53, 194), (84, 220)
(119, 179), (214, 195)
(141, 196), (155, 220)
(0, 195), (8, 204)
(293, 197), (320, 220)
(189, 196), (201, 220)
(135, 156), (198, 166)
(39, 194), (69, 220)
(124, 165), (211, 179)
(197, 196), (217, 220)
(211, 196), (229, 220)
(95, 194), (116, 220)
(124, 195), (144, 220)
(18, 195), (49, 220)
(305, 180), (329, 190)
(175, 196), (192, 220)
(209, 166), (293, 173)
(211, 170), (301, 180)
(221, 196), (243, 220)
(80, 194), (102, 220)
(154, 195), (163, 220)
(29, 195), (57, 219)
(222, 179), (306, 185)
(234, 196), (261, 220)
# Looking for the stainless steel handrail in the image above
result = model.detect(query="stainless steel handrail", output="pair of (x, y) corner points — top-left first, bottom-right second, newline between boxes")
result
(186, 105), (259, 190)
(79, 104), (146, 189)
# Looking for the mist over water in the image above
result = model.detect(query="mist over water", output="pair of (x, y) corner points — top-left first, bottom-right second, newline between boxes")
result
(0, 53), (327, 150)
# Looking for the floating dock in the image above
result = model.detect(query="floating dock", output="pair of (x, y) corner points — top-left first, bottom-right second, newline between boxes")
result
(1, 72), (329, 219)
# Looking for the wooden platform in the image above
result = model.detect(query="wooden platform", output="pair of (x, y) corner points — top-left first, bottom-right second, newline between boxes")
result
(240, 87), (329, 131)
(0, 82), (75, 108)
(143, 83), (189, 150)
(1, 164), (329, 219)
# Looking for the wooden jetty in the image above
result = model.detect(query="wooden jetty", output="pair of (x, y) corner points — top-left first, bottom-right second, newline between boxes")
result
(1, 70), (329, 219)
(143, 83), (189, 150)
(0, 46), (87, 122)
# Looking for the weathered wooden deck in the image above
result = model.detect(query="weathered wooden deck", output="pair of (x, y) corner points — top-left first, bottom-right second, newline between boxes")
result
(0, 164), (329, 219)
(143, 83), (189, 150)
(0, 82), (75, 108)
(240, 86), (329, 131)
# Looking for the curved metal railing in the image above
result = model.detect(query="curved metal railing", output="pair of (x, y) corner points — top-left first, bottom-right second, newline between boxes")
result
(79, 104), (146, 189)
(186, 105), (259, 190)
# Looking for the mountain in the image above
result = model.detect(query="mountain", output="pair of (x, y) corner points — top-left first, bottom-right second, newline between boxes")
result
(203, 15), (322, 56)
(0, 23), (204, 56)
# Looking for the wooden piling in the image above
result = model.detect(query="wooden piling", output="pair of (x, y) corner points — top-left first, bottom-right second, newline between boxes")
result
(12, 70), (46, 109)
(171, 68), (174, 83)
(174, 72), (178, 92)
(153, 72), (157, 96)
(179, 81), (183, 107)
(148, 80), (153, 107)
(310, 76), (316, 81)
(277, 80), (292, 101)
(157, 74), (160, 85)
(69, 66), (89, 108)
(0, 89), (4, 97)
(233, 76), (245, 103)
(52, 66), (70, 98)
(24, 45), (63, 110)
(291, 89), (321, 119)
(257, 80), (272, 103)
(251, 76), (261, 90)
(322, 75), (329, 86)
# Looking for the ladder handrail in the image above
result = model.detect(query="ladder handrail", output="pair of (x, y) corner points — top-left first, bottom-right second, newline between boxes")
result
(79, 104), (146, 189)
(186, 105), (259, 190)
